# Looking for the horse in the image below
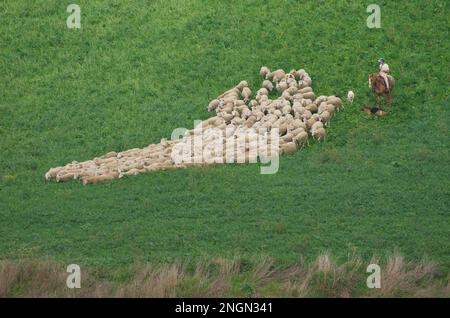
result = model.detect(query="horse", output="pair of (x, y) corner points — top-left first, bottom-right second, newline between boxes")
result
(368, 73), (395, 109)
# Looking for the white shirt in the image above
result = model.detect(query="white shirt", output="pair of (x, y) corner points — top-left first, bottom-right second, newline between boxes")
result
(379, 63), (389, 73)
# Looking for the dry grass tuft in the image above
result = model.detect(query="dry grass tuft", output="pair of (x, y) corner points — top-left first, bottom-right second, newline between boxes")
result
(0, 254), (447, 298)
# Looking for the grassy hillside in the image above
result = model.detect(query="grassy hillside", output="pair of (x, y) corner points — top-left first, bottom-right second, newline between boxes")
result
(0, 0), (449, 274)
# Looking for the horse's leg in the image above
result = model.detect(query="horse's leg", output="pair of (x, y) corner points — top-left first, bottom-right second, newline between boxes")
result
(389, 89), (394, 110)
(376, 95), (381, 109)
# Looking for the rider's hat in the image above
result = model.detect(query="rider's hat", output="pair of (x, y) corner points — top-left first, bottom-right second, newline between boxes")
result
(377, 58), (385, 63)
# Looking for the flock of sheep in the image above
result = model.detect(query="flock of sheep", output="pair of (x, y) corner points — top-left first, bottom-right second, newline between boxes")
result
(45, 67), (343, 184)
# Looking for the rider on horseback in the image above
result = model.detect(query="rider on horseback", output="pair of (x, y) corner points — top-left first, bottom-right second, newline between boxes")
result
(378, 58), (390, 92)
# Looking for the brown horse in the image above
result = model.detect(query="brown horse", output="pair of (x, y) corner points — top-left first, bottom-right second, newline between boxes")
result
(368, 73), (395, 109)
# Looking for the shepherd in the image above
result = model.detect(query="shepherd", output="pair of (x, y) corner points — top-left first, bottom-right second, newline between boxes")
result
(368, 58), (395, 109)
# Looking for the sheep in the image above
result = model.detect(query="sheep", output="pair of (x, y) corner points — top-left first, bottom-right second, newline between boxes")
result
(256, 88), (269, 99)
(279, 99), (291, 108)
(315, 95), (328, 105)
(306, 103), (318, 113)
(286, 73), (296, 84)
(241, 87), (252, 102)
(281, 90), (291, 101)
(222, 113), (234, 122)
(218, 87), (240, 99)
(260, 66), (270, 78)
(319, 110), (331, 126)
(82, 173), (118, 185)
(297, 69), (307, 79)
(298, 80), (308, 89)
(45, 167), (63, 180)
(161, 138), (171, 148)
(222, 104), (234, 114)
(293, 131), (309, 146)
(267, 69), (286, 82)
(249, 99), (259, 108)
(47, 66), (345, 184)
(207, 99), (220, 112)
(262, 80), (273, 91)
(206, 116), (219, 126)
(56, 173), (75, 182)
(117, 148), (141, 159)
(327, 96), (343, 110)
(347, 90), (354, 103)
(311, 121), (324, 133)
(288, 118), (306, 131)
(292, 93), (303, 100)
(281, 142), (298, 155)
(299, 87), (313, 94)
(312, 127), (326, 141)
(245, 116), (257, 128)
(288, 80), (298, 89)
(302, 92), (316, 101)
(233, 99), (246, 107)
(284, 113), (294, 121)
(289, 127), (305, 136)
(281, 132), (294, 143)
(252, 109), (264, 121)
(292, 103), (304, 114)
(258, 94), (269, 103)
(301, 98), (313, 107)
(282, 104), (292, 115)
(306, 117), (317, 130)
(289, 69), (301, 79)
(222, 95), (239, 104)
(325, 104), (335, 116)
(301, 109), (312, 120)
(237, 80), (248, 90)
(101, 151), (117, 159)
(278, 123), (288, 136)
(78, 168), (97, 178)
(286, 86), (298, 95)
(231, 116), (245, 126)
(302, 75), (312, 87)
(276, 79), (288, 93)
(240, 107), (252, 119)
(214, 117), (226, 126)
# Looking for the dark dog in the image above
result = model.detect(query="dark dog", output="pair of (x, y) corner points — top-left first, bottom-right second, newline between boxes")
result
(362, 104), (388, 117)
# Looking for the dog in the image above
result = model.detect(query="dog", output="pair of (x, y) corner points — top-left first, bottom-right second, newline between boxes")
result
(361, 104), (388, 117)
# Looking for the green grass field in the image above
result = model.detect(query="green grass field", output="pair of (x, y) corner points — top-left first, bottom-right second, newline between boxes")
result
(1, 0), (449, 288)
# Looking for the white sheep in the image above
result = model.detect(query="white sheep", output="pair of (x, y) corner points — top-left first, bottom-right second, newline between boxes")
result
(311, 121), (324, 134)
(237, 80), (248, 90)
(327, 96), (343, 110)
(312, 127), (326, 141)
(241, 87), (252, 102)
(347, 90), (354, 103)
(293, 131), (309, 146)
(267, 69), (286, 82)
(208, 99), (220, 112)
(319, 110), (331, 126)
(282, 104), (292, 115)
(281, 142), (298, 155)
(260, 66), (270, 78)
(276, 79), (288, 93)
(249, 99), (259, 108)
(46, 65), (347, 184)
(262, 80), (273, 91)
